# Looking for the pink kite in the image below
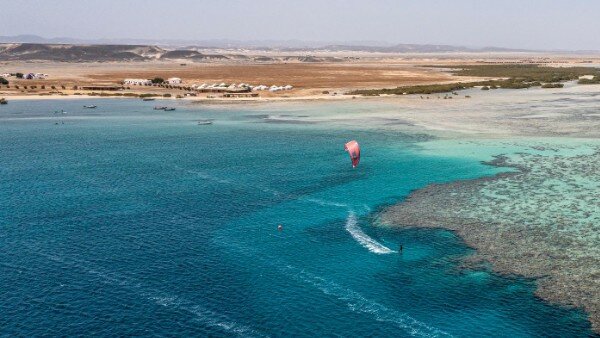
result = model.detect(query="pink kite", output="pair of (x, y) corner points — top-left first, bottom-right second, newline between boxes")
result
(344, 140), (360, 168)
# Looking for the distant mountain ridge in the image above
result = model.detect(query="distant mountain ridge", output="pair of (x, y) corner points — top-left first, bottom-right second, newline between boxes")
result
(1, 41), (598, 63)
(0, 43), (351, 62)
(0, 43), (165, 62)
(0, 34), (546, 53)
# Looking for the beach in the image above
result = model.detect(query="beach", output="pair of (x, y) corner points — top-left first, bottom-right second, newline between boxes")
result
(2, 52), (599, 102)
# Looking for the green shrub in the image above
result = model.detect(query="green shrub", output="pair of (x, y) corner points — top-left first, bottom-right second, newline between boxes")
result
(541, 83), (564, 88)
(348, 64), (600, 96)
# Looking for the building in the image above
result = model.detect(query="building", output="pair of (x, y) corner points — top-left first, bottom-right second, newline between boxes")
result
(124, 78), (152, 85)
(167, 77), (182, 85)
(252, 85), (268, 91)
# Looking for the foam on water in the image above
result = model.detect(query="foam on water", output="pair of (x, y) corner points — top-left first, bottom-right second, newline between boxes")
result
(345, 211), (395, 254)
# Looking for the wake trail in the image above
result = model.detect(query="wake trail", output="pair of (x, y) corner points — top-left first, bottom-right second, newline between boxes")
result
(174, 164), (394, 254)
(288, 267), (452, 338)
(345, 211), (395, 254)
(26, 244), (267, 338)
(222, 241), (451, 338)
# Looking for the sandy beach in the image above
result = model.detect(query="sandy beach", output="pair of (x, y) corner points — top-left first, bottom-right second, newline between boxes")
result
(2, 52), (599, 102)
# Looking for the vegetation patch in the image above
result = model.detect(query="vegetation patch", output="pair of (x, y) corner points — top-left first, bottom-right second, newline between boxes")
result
(541, 83), (564, 88)
(348, 64), (600, 96)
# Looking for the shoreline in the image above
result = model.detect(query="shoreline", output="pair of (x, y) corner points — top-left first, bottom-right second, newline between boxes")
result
(381, 150), (600, 333)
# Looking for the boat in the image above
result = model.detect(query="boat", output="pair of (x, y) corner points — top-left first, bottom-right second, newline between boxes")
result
(164, 107), (176, 111)
(197, 120), (213, 125)
(0, 98), (7, 105)
(154, 106), (167, 110)
(142, 98), (155, 101)
(83, 105), (97, 109)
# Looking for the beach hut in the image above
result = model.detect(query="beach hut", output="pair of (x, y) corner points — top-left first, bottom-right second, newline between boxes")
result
(167, 77), (182, 85)
(124, 78), (152, 85)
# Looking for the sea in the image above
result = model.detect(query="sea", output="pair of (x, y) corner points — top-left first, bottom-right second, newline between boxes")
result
(0, 98), (595, 337)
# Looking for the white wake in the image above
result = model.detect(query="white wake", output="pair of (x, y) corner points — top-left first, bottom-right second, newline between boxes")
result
(345, 211), (395, 254)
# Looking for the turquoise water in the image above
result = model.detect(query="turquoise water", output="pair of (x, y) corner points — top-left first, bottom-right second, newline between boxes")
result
(0, 99), (594, 337)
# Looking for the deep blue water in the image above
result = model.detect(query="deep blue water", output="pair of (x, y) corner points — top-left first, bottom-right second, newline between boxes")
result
(0, 99), (594, 337)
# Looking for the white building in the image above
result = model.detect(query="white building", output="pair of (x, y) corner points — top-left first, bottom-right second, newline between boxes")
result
(167, 77), (182, 85)
(284, 85), (293, 90)
(124, 78), (152, 85)
(252, 85), (268, 91)
(1, 73), (11, 78)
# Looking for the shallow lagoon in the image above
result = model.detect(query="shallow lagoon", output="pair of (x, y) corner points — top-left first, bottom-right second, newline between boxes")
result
(0, 99), (595, 336)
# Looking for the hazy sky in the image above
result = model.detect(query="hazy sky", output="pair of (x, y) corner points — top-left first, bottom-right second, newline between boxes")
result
(1, 0), (599, 50)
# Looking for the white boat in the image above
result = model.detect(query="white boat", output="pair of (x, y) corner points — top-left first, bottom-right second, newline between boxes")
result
(83, 105), (97, 109)
(197, 120), (213, 125)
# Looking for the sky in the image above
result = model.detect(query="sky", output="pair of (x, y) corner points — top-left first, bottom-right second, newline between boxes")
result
(1, 0), (599, 50)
